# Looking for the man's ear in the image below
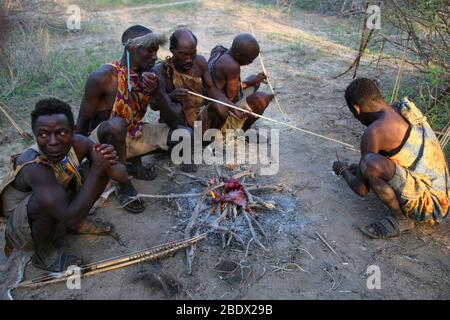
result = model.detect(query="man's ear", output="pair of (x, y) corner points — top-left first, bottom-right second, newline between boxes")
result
(353, 104), (361, 115)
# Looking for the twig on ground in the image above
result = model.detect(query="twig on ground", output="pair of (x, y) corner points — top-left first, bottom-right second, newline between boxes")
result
(323, 268), (336, 292)
(315, 232), (348, 265)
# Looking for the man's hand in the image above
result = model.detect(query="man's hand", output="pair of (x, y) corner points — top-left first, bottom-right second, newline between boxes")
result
(142, 72), (160, 95)
(91, 144), (119, 174)
(253, 72), (268, 86)
(242, 72), (267, 90)
(348, 163), (359, 175)
(169, 88), (189, 103)
(332, 161), (349, 176)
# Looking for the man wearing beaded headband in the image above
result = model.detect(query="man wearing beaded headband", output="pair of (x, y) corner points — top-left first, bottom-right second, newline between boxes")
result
(76, 25), (183, 213)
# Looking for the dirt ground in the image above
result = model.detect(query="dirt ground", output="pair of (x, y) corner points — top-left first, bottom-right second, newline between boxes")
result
(0, 0), (449, 300)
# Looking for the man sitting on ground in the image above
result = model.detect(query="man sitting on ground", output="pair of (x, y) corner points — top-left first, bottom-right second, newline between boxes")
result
(152, 28), (236, 134)
(76, 25), (183, 213)
(0, 98), (128, 272)
(204, 33), (274, 135)
(333, 78), (449, 239)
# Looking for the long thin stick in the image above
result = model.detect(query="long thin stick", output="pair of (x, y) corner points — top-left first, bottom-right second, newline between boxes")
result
(315, 232), (348, 265)
(0, 103), (28, 139)
(249, 24), (288, 122)
(122, 184), (281, 202)
(390, 45), (408, 104)
(441, 125), (450, 148)
(0, 101), (32, 130)
(188, 90), (358, 152)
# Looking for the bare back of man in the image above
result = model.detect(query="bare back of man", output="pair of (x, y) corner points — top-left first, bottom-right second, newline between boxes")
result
(205, 33), (274, 134)
(333, 79), (449, 239)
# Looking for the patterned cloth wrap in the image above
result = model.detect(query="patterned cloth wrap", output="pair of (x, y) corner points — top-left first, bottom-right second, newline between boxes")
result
(388, 98), (449, 224)
(109, 61), (152, 139)
(164, 57), (204, 128)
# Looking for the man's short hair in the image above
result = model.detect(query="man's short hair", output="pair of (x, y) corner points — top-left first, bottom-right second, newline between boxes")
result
(170, 28), (198, 50)
(122, 25), (152, 45)
(31, 98), (75, 131)
(345, 78), (383, 110)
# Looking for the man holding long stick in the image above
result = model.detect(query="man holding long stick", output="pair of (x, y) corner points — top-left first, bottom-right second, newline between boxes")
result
(203, 33), (274, 136)
(152, 28), (236, 131)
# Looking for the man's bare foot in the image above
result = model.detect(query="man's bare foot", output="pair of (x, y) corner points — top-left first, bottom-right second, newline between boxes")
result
(66, 218), (114, 235)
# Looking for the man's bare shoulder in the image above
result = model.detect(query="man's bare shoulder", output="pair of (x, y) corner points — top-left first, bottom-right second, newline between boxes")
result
(152, 62), (165, 75)
(216, 53), (239, 74)
(87, 64), (117, 89)
(364, 121), (385, 140)
(72, 134), (93, 162)
(14, 149), (54, 187)
(15, 148), (40, 166)
(361, 121), (385, 152)
(195, 55), (208, 68)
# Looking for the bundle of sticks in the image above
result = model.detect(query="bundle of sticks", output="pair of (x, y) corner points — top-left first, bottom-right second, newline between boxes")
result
(17, 234), (206, 289)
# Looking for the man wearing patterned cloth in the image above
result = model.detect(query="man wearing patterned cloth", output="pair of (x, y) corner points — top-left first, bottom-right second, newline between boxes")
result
(76, 25), (183, 213)
(333, 78), (449, 239)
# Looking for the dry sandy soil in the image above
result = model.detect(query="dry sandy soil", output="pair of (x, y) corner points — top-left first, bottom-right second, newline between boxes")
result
(0, 0), (449, 300)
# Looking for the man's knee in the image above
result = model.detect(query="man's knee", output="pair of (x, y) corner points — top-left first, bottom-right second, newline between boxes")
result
(360, 153), (393, 180)
(247, 92), (271, 113)
(27, 195), (58, 229)
(209, 102), (228, 123)
(102, 117), (127, 142)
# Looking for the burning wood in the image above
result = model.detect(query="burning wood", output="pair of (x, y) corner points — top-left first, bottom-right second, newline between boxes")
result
(184, 169), (284, 274)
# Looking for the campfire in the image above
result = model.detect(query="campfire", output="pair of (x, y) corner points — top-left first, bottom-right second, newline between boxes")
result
(182, 166), (284, 274)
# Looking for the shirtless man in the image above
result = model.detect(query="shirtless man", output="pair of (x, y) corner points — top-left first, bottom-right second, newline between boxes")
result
(152, 28), (235, 133)
(0, 98), (127, 271)
(333, 78), (449, 239)
(76, 25), (182, 213)
(205, 33), (274, 135)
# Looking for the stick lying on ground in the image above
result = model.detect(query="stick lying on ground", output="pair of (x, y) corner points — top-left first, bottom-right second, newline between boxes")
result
(17, 234), (207, 289)
(315, 232), (348, 265)
(0, 102), (32, 141)
(187, 91), (359, 152)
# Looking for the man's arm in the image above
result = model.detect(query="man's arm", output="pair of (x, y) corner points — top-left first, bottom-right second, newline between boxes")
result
(241, 72), (267, 90)
(21, 145), (114, 228)
(334, 127), (382, 197)
(76, 67), (110, 136)
(221, 62), (241, 103)
(147, 68), (183, 129)
(198, 56), (236, 108)
(213, 59), (245, 118)
(73, 134), (128, 183)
